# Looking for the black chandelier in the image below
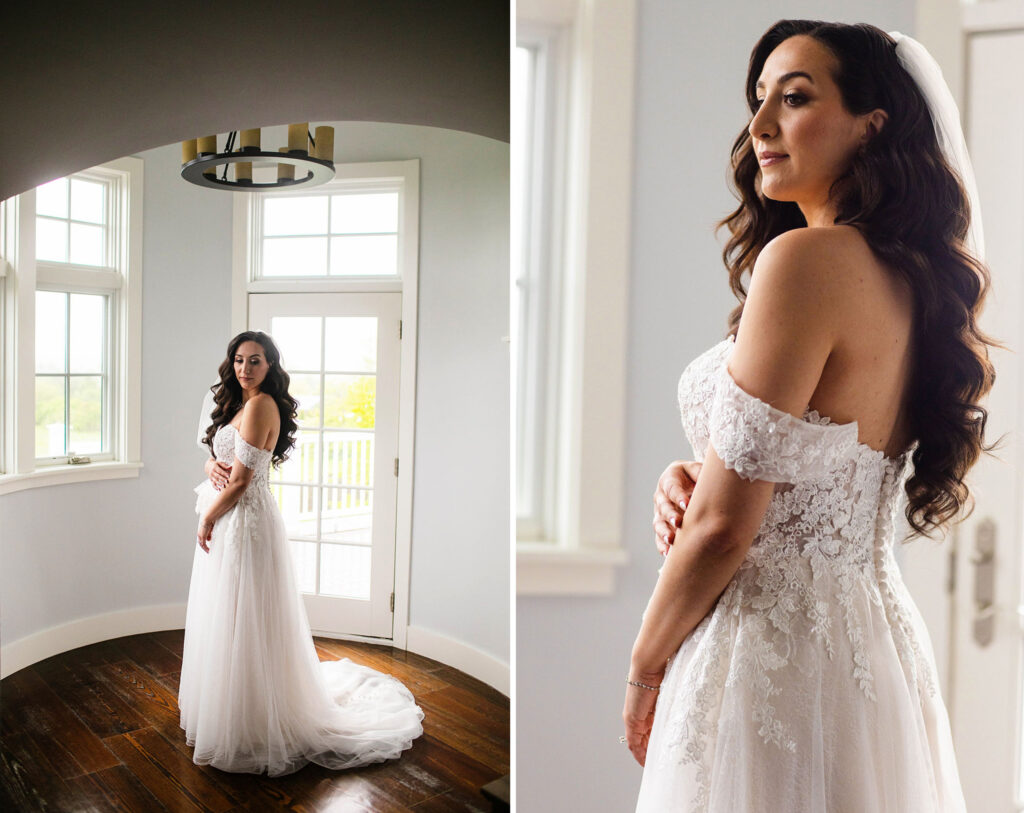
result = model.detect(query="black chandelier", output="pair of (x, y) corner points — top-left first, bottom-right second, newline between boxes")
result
(180, 124), (335, 190)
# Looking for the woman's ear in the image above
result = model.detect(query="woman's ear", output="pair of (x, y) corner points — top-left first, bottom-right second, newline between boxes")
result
(863, 108), (889, 142)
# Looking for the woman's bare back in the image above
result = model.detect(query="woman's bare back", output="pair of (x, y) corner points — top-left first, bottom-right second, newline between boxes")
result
(804, 226), (916, 458)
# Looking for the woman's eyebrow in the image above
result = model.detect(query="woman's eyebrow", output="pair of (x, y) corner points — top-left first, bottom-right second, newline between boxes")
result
(756, 70), (814, 89)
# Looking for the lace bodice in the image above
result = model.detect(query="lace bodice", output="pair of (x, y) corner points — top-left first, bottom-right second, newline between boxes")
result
(660, 335), (936, 791)
(212, 423), (273, 489)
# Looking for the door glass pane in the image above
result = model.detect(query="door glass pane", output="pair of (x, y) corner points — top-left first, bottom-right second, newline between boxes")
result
(69, 222), (105, 265)
(319, 543), (371, 600)
(69, 293), (105, 373)
(36, 178), (68, 218)
(324, 317), (376, 372)
(272, 483), (319, 539)
(35, 376), (65, 456)
(36, 291), (67, 373)
(69, 376), (102, 453)
(329, 234), (397, 276)
(263, 236), (327, 276)
(322, 489), (373, 543)
(264, 195), (328, 236)
(70, 178), (105, 224)
(271, 316), (322, 371)
(323, 431), (374, 486)
(36, 217), (68, 262)
(289, 374), (321, 428)
(272, 430), (319, 484)
(330, 192), (398, 234)
(290, 540), (317, 594)
(324, 374), (376, 429)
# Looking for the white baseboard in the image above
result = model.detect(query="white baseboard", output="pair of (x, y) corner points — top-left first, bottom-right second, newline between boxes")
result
(1, 604), (185, 679)
(2, 608), (510, 698)
(405, 624), (509, 696)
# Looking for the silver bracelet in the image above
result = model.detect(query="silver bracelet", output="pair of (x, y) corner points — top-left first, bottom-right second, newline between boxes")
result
(626, 677), (661, 691)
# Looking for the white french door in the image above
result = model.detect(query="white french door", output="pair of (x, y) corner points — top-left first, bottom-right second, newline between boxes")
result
(904, 21), (1024, 812)
(249, 292), (402, 639)
(947, 26), (1024, 812)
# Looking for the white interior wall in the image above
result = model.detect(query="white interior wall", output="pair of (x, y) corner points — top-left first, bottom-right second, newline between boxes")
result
(516, 2), (914, 809)
(0, 122), (509, 682)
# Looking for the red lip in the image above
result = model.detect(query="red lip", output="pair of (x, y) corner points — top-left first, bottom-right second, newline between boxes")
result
(758, 151), (786, 159)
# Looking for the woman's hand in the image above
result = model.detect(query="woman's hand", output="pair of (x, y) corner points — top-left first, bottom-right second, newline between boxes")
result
(653, 460), (702, 554)
(622, 668), (665, 767)
(204, 458), (232, 491)
(197, 515), (215, 553)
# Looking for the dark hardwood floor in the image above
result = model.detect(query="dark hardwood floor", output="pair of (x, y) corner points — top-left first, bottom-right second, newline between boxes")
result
(0, 631), (509, 812)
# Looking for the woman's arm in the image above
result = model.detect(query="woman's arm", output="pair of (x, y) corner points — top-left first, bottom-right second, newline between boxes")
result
(623, 228), (846, 763)
(196, 395), (277, 550)
(204, 456), (232, 490)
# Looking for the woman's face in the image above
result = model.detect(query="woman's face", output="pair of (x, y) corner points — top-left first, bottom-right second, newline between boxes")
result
(748, 35), (880, 222)
(233, 340), (270, 394)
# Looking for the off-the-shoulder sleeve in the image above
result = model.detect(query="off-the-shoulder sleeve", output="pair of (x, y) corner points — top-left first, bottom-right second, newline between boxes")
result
(233, 431), (272, 470)
(708, 364), (859, 483)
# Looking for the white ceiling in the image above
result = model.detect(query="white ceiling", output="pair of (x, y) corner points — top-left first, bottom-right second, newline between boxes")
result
(0, 0), (509, 200)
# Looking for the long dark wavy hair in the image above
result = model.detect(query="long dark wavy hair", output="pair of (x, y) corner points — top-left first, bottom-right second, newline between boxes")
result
(202, 331), (299, 468)
(717, 20), (1001, 539)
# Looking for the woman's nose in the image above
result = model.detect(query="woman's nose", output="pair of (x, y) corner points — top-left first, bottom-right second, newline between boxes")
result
(748, 101), (776, 141)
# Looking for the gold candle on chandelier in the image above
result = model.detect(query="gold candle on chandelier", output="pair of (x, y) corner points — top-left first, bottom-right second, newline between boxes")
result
(313, 126), (334, 163)
(181, 139), (197, 165)
(240, 128), (261, 150)
(288, 123), (308, 154)
(197, 135), (217, 155)
(278, 148), (295, 181)
(235, 162), (252, 183)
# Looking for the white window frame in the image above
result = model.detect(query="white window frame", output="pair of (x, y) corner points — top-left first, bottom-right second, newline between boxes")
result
(516, 0), (635, 595)
(515, 24), (569, 544)
(0, 158), (143, 495)
(231, 159), (420, 648)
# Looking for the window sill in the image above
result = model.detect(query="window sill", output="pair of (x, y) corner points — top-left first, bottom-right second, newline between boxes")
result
(517, 543), (628, 596)
(0, 461), (143, 495)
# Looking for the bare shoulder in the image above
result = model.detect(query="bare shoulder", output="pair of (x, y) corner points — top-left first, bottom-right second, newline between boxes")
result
(759, 225), (868, 279)
(242, 393), (279, 426)
(755, 226), (891, 319)
(746, 228), (860, 329)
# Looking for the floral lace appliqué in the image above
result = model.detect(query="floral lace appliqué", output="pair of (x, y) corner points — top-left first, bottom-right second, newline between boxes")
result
(660, 337), (934, 812)
(194, 424), (275, 551)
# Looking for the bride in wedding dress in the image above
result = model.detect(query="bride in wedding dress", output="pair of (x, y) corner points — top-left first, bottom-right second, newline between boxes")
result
(180, 330), (423, 776)
(624, 21), (996, 812)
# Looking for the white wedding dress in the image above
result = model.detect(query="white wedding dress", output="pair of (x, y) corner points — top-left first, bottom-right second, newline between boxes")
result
(179, 421), (424, 776)
(636, 336), (966, 812)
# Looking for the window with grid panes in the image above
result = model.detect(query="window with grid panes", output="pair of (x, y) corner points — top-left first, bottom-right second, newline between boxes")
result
(260, 189), (400, 278)
(34, 172), (117, 464)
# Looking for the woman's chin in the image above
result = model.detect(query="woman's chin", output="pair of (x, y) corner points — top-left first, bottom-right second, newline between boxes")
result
(759, 182), (794, 203)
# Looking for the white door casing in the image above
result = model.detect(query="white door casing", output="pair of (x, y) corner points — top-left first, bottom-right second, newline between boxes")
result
(948, 23), (1024, 813)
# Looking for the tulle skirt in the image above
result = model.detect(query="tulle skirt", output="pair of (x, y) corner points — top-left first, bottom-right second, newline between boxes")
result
(179, 480), (424, 776)
(635, 567), (965, 812)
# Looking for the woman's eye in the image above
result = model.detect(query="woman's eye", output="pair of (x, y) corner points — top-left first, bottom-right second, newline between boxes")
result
(783, 92), (806, 105)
